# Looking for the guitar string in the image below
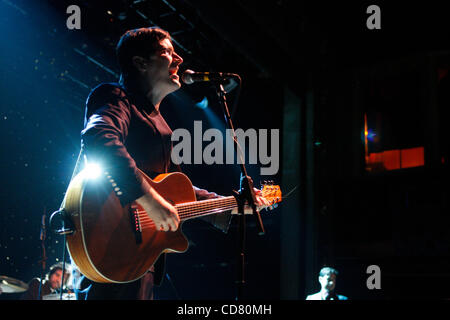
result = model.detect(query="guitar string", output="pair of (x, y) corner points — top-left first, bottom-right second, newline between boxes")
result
(138, 205), (238, 230)
(136, 200), (277, 230)
(133, 190), (276, 218)
(136, 199), (238, 222)
(138, 199), (236, 215)
(134, 191), (277, 223)
(138, 207), (237, 229)
(135, 197), (237, 218)
(136, 196), (275, 229)
(132, 190), (279, 230)
(144, 187), (277, 214)
(137, 197), (273, 230)
(174, 196), (236, 212)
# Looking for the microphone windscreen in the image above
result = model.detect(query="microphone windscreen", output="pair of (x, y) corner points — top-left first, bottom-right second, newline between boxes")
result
(181, 69), (195, 84)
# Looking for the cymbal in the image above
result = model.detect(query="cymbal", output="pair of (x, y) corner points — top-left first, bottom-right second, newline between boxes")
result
(0, 276), (29, 293)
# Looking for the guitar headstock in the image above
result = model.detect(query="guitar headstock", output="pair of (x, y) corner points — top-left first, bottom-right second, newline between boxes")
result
(260, 181), (282, 210)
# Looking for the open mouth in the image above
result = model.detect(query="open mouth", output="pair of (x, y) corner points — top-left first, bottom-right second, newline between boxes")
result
(169, 68), (179, 81)
(169, 68), (178, 76)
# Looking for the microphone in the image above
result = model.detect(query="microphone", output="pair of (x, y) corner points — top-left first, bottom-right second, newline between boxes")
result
(181, 69), (240, 84)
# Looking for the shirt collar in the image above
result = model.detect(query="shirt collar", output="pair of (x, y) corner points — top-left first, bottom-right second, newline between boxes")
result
(120, 82), (157, 114)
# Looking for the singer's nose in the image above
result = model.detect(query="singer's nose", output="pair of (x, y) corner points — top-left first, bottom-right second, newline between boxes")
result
(173, 51), (183, 65)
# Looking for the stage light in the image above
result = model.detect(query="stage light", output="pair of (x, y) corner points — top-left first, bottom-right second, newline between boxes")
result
(366, 129), (376, 141)
(362, 127), (377, 143)
(195, 96), (209, 109)
(82, 162), (102, 180)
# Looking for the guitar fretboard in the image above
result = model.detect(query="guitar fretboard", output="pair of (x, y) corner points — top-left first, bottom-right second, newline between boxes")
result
(134, 196), (237, 230)
(175, 196), (237, 220)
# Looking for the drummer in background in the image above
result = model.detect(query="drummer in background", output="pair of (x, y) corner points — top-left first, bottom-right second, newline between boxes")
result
(20, 263), (72, 300)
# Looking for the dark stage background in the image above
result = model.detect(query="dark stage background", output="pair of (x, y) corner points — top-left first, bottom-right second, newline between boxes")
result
(1, 0), (450, 300)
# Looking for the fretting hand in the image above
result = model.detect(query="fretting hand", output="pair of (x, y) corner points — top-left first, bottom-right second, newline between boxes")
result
(231, 188), (272, 214)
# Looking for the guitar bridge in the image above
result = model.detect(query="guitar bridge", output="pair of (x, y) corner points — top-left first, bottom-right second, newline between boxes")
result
(129, 205), (142, 244)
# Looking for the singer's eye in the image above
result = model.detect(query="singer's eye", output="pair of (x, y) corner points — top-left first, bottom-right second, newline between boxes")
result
(160, 48), (172, 56)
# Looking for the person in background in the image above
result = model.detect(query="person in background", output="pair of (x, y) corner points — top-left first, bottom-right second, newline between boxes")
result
(20, 263), (72, 300)
(306, 267), (348, 300)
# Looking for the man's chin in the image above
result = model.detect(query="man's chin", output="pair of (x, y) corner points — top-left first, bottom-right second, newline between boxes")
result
(169, 80), (181, 90)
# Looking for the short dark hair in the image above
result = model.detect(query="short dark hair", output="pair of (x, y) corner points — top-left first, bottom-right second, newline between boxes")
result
(47, 262), (70, 279)
(319, 267), (339, 277)
(116, 27), (171, 76)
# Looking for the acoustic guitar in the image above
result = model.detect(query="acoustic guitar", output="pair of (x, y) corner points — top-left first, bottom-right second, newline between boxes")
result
(63, 167), (282, 283)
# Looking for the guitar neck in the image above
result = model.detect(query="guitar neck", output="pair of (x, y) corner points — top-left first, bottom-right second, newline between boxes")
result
(175, 196), (237, 221)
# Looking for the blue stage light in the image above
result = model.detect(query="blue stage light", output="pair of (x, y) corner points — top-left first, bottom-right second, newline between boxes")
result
(194, 96), (209, 109)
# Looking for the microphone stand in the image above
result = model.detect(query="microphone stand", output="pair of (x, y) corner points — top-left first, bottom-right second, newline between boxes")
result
(214, 80), (265, 301)
(38, 210), (47, 300)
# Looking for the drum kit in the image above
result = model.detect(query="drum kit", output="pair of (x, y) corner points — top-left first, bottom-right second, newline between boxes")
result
(0, 210), (77, 300)
(0, 275), (76, 300)
(0, 275), (28, 293)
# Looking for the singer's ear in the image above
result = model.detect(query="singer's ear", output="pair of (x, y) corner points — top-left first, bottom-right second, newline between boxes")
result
(131, 56), (148, 72)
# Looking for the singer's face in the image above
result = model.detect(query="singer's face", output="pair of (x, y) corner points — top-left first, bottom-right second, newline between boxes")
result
(146, 38), (183, 94)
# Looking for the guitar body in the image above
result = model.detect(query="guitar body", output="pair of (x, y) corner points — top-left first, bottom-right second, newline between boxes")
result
(64, 170), (196, 283)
